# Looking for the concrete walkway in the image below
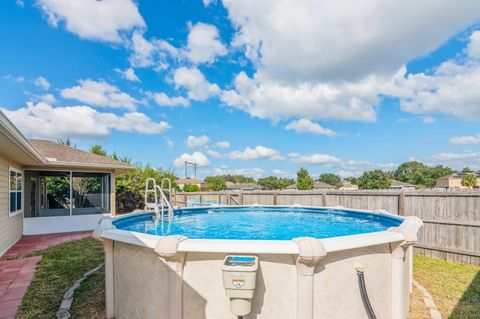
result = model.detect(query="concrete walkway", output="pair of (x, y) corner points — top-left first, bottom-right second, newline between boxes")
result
(0, 232), (91, 319)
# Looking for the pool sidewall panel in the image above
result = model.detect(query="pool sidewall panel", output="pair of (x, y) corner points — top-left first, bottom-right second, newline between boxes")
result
(112, 242), (400, 319)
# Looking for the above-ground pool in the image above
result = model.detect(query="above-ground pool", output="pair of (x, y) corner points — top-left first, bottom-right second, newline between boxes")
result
(95, 205), (423, 319)
(113, 206), (403, 240)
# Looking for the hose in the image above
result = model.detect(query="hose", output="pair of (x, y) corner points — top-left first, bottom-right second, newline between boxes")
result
(355, 264), (377, 319)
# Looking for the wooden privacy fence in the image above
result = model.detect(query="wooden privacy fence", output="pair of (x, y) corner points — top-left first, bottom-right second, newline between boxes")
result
(173, 190), (480, 266)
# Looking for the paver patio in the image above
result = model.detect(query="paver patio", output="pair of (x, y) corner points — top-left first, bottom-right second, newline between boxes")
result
(0, 232), (92, 319)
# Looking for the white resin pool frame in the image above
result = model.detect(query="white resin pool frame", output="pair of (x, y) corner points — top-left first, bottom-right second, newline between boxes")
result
(94, 205), (423, 319)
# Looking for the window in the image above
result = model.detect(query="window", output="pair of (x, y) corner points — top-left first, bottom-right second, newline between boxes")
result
(9, 168), (23, 216)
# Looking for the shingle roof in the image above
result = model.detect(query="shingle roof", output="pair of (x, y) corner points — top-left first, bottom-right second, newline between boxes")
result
(390, 179), (416, 187)
(175, 178), (205, 185)
(28, 139), (132, 169)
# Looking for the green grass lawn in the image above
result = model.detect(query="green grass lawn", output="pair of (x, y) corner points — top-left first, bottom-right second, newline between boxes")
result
(412, 255), (480, 319)
(15, 237), (479, 319)
(16, 237), (104, 319)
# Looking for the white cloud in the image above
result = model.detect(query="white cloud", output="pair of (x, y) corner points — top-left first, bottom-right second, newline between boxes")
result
(206, 149), (222, 157)
(229, 145), (284, 161)
(220, 71), (381, 122)
(272, 169), (292, 178)
(173, 67), (220, 101)
(115, 67), (140, 82)
(288, 152), (341, 165)
(383, 32), (480, 121)
(39, 93), (56, 104)
(216, 141), (230, 148)
(420, 116), (436, 124)
(173, 151), (210, 167)
(466, 30), (480, 58)
(129, 32), (178, 70)
(37, 0), (145, 43)
(218, 0), (480, 122)
(34, 76), (51, 90)
(184, 22), (227, 64)
(166, 138), (175, 148)
(203, 0), (216, 6)
(185, 135), (210, 148)
(212, 166), (265, 178)
(450, 134), (480, 145)
(285, 118), (336, 136)
(61, 79), (138, 111)
(1, 102), (170, 139)
(151, 92), (190, 107)
(417, 152), (480, 170)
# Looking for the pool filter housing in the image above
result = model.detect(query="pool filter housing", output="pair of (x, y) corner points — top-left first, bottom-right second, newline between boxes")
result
(222, 255), (259, 317)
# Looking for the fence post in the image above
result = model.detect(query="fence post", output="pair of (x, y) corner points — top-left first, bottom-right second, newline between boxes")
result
(398, 191), (405, 216)
(273, 192), (278, 205)
(218, 193), (222, 205)
(240, 192), (244, 205)
(184, 193), (187, 208)
(322, 191), (327, 206)
(199, 194), (203, 206)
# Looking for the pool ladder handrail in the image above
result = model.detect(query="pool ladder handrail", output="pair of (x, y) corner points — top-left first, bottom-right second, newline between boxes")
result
(144, 178), (174, 223)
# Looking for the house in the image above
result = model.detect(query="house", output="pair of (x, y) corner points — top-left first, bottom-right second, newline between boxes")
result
(339, 180), (358, 191)
(175, 178), (207, 191)
(286, 181), (336, 190)
(389, 179), (417, 190)
(436, 172), (480, 189)
(0, 111), (131, 256)
(225, 182), (262, 191)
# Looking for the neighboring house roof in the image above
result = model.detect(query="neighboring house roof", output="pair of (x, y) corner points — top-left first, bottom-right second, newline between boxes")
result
(314, 181), (336, 189)
(389, 179), (416, 188)
(176, 178), (205, 185)
(226, 182), (262, 190)
(28, 139), (132, 170)
(286, 181), (336, 190)
(438, 172), (480, 180)
(340, 180), (358, 189)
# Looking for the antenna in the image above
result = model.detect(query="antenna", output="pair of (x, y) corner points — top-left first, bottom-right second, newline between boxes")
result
(184, 161), (198, 179)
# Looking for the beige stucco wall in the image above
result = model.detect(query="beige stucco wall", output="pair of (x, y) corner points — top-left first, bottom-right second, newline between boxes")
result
(112, 241), (405, 319)
(0, 157), (23, 256)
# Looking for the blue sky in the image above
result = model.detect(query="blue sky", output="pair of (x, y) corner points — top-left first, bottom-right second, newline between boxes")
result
(1, 0), (480, 179)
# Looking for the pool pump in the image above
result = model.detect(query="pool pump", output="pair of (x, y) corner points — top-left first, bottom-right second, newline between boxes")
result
(222, 255), (259, 317)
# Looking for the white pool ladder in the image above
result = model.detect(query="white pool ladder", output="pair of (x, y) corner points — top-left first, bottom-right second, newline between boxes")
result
(145, 178), (174, 224)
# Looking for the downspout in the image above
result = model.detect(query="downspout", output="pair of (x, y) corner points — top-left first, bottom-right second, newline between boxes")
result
(292, 237), (327, 319)
(388, 216), (423, 319)
(93, 218), (116, 319)
(154, 236), (188, 319)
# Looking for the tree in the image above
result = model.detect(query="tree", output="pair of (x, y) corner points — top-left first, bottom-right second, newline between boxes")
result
(204, 176), (227, 191)
(462, 167), (473, 173)
(57, 137), (76, 148)
(183, 184), (201, 192)
(258, 176), (294, 190)
(344, 177), (358, 185)
(461, 173), (477, 188)
(297, 168), (313, 190)
(357, 170), (391, 189)
(318, 173), (342, 188)
(217, 175), (256, 184)
(394, 161), (453, 188)
(90, 144), (107, 157)
(115, 163), (178, 212)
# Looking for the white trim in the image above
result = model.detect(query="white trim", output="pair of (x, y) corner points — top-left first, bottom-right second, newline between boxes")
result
(8, 167), (24, 217)
(100, 205), (407, 255)
(23, 214), (111, 235)
(69, 171), (73, 216)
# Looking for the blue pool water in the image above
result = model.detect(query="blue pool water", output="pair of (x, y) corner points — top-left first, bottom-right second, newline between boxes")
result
(113, 206), (402, 240)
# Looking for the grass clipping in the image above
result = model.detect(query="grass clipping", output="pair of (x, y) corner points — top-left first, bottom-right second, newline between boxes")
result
(16, 237), (104, 319)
